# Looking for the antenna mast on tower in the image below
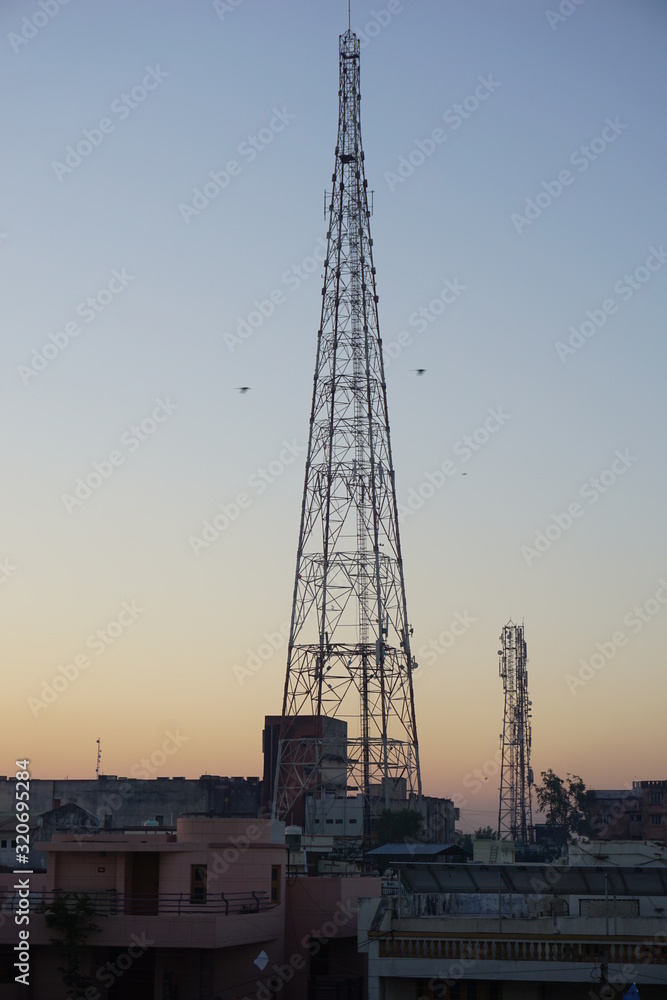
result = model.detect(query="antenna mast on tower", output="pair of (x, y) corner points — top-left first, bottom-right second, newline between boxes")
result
(271, 27), (421, 844)
(96, 738), (102, 776)
(497, 621), (534, 847)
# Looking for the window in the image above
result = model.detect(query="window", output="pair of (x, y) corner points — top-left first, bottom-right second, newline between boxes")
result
(580, 898), (639, 917)
(325, 819), (333, 825)
(190, 865), (207, 904)
(155, 815), (164, 826)
(650, 815), (663, 826)
(650, 792), (662, 805)
(349, 819), (357, 824)
(335, 819), (343, 824)
(271, 865), (280, 903)
(0, 841), (6, 848)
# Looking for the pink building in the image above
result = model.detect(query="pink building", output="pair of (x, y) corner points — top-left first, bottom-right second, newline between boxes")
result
(0, 816), (380, 999)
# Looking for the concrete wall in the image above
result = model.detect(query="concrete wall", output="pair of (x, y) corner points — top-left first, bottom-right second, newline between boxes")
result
(285, 877), (382, 1000)
(0, 775), (262, 834)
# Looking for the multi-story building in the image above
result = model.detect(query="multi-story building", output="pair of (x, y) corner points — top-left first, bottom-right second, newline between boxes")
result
(0, 773), (263, 834)
(0, 815), (380, 999)
(587, 780), (667, 844)
(358, 843), (667, 998)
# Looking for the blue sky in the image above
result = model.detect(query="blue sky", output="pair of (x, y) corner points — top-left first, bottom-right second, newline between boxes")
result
(1, 0), (666, 828)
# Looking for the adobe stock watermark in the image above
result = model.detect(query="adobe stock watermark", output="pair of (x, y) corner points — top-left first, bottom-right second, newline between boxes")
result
(556, 245), (667, 363)
(511, 118), (628, 233)
(452, 749), (503, 811)
(189, 439), (305, 555)
(0, 559), (17, 586)
(521, 448), (638, 566)
(417, 956), (478, 1000)
(206, 823), (263, 890)
(354, 0), (411, 48)
(28, 600), (145, 716)
(61, 397), (178, 513)
(545, 0), (588, 31)
(71, 730), (190, 841)
(233, 621), (290, 685)
(399, 407), (510, 519)
(213, 0), (243, 20)
(253, 899), (358, 1000)
(179, 107), (296, 224)
(587, 923), (667, 1000)
(8, 0), (74, 54)
(85, 934), (154, 998)
(17, 268), (136, 384)
(565, 579), (667, 695)
(224, 237), (327, 353)
(383, 277), (467, 367)
(51, 67), (169, 181)
(416, 611), (477, 672)
(385, 75), (501, 192)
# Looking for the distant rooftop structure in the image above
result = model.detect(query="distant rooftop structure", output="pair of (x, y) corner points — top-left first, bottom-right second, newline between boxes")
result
(367, 843), (466, 858)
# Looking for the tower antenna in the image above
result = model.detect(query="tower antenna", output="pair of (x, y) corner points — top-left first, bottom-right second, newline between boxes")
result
(95, 738), (102, 776)
(497, 621), (534, 848)
(272, 30), (421, 849)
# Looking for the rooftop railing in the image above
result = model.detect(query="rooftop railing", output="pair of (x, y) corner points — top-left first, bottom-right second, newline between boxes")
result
(1, 888), (275, 917)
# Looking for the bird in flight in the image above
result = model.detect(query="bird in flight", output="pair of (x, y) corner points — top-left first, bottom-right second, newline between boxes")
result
(235, 386), (251, 394)
(411, 369), (426, 376)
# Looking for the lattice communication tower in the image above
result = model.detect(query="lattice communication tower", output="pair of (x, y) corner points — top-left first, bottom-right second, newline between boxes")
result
(497, 621), (534, 846)
(271, 29), (421, 842)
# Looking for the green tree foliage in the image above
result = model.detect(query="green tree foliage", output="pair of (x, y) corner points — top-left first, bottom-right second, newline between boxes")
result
(535, 769), (595, 842)
(473, 825), (497, 840)
(42, 893), (101, 997)
(454, 830), (473, 854)
(374, 808), (422, 846)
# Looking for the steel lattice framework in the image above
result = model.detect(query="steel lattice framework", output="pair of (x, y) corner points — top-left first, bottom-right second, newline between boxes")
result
(497, 621), (534, 846)
(272, 29), (421, 839)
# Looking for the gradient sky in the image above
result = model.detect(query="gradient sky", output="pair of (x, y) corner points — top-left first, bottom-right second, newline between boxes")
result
(2, 0), (666, 831)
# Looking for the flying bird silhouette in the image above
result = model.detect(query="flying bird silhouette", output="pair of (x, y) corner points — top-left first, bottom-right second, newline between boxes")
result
(235, 386), (251, 394)
(411, 369), (426, 376)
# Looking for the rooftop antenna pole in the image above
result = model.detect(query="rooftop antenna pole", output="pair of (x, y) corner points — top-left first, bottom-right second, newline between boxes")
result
(96, 738), (102, 776)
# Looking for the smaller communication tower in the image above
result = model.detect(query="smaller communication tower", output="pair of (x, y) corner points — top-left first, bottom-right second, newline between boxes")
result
(96, 738), (102, 776)
(497, 621), (533, 846)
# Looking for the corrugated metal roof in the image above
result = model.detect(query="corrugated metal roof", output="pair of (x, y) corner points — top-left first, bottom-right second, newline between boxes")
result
(367, 843), (462, 856)
(396, 863), (667, 896)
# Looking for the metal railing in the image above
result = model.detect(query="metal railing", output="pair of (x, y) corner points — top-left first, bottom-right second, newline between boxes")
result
(0, 888), (275, 917)
(379, 935), (667, 966)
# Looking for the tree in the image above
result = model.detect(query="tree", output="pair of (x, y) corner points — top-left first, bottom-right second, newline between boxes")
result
(42, 892), (101, 997)
(473, 825), (497, 840)
(374, 808), (422, 846)
(454, 830), (473, 854)
(535, 770), (595, 842)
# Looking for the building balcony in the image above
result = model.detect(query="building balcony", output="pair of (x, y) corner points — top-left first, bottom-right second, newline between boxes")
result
(2, 887), (283, 951)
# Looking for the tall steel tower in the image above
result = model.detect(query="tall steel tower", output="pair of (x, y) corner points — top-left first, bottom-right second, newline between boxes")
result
(271, 28), (421, 841)
(497, 621), (534, 846)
